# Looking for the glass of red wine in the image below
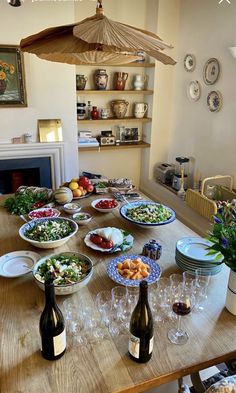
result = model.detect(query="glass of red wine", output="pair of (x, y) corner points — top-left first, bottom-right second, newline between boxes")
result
(167, 287), (194, 345)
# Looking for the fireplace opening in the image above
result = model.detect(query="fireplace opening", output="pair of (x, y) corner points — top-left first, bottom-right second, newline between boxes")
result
(0, 157), (52, 194)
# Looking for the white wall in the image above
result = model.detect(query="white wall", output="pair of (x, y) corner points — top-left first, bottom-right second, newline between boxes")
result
(74, 0), (147, 186)
(168, 0), (236, 185)
(0, 0), (78, 182)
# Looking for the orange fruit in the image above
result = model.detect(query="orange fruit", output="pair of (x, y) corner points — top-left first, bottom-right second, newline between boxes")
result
(72, 189), (82, 197)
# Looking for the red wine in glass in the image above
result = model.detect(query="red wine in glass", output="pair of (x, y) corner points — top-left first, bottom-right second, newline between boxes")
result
(172, 302), (191, 316)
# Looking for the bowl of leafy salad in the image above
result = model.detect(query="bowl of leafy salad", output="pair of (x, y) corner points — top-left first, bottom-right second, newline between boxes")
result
(19, 217), (78, 249)
(119, 200), (176, 228)
(33, 252), (93, 295)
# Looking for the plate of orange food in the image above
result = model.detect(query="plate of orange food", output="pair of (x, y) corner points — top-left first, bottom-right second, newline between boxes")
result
(107, 254), (161, 287)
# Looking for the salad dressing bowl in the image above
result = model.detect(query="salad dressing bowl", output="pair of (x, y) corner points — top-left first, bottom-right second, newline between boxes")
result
(19, 217), (78, 249)
(32, 252), (93, 295)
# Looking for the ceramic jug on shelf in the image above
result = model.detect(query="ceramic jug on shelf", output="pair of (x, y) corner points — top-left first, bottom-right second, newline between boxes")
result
(114, 72), (128, 90)
(110, 100), (129, 119)
(133, 74), (147, 90)
(134, 102), (148, 118)
(76, 75), (88, 90)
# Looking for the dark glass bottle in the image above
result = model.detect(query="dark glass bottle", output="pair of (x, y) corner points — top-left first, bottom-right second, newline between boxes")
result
(128, 280), (153, 363)
(39, 278), (66, 360)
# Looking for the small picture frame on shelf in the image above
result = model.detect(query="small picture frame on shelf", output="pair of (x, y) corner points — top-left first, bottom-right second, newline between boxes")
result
(38, 119), (63, 142)
(120, 127), (139, 143)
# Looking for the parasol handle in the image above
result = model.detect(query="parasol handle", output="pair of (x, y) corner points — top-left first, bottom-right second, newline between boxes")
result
(96, 0), (104, 15)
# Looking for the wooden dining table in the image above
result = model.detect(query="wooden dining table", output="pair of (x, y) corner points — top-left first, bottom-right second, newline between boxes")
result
(0, 193), (236, 393)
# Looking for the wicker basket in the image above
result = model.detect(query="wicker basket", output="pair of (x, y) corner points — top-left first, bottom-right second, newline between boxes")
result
(186, 175), (236, 221)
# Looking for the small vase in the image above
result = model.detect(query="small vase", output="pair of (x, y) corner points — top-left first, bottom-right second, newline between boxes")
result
(94, 69), (108, 90)
(0, 79), (7, 95)
(225, 269), (236, 315)
(91, 106), (99, 120)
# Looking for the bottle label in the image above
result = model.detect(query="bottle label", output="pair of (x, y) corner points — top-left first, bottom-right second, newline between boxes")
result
(149, 336), (154, 354)
(129, 333), (140, 359)
(53, 330), (66, 356)
(128, 334), (154, 358)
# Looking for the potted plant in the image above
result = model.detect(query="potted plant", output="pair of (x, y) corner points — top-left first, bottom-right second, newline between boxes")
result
(207, 201), (236, 315)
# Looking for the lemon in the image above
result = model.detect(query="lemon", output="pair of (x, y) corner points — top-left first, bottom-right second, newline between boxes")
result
(69, 181), (79, 191)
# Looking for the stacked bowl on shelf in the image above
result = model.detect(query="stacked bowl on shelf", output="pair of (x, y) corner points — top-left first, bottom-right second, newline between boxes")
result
(175, 237), (223, 276)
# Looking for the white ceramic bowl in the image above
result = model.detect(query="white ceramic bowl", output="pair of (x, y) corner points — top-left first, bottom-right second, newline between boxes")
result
(19, 217), (78, 249)
(28, 207), (60, 220)
(63, 202), (81, 215)
(119, 200), (176, 228)
(72, 212), (92, 225)
(91, 198), (119, 213)
(32, 251), (93, 295)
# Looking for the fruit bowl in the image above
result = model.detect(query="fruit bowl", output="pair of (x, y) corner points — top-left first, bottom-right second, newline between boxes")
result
(32, 251), (93, 295)
(91, 198), (119, 213)
(19, 217), (78, 249)
(62, 176), (94, 199)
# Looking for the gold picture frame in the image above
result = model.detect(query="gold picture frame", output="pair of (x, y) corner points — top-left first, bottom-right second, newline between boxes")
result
(38, 119), (63, 142)
(0, 45), (27, 107)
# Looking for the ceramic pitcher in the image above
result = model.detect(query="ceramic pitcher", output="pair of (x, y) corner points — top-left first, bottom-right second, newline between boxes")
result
(76, 75), (88, 90)
(134, 102), (148, 118)
(133, 74), (147, 90)
(114, 72), (128, 90)
(110, 100), (129, 119)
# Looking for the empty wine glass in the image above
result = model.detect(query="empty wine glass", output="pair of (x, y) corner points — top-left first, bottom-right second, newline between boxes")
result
(168, 287), (195, 345)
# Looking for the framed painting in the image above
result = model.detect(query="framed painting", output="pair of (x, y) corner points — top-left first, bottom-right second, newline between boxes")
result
(0, 45), (27, 107)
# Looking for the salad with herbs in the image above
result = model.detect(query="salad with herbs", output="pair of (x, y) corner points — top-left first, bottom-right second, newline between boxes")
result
(126, 203), (172, 224)
(24, 219), (75, 242)
(34, 253), (91, 285)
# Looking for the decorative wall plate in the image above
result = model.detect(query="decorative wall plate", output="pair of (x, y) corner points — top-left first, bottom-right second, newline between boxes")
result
(184, 54), (196, 72)
(203, 58), (220, 85)
(187, 80), (201, 101)
(207, 90), (223, 112)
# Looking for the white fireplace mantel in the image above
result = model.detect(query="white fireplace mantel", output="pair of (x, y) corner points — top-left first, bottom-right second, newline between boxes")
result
(0, 142), (65, 189)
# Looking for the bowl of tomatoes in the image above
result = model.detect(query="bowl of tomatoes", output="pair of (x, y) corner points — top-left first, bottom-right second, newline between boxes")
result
(91, 198), (119, 213)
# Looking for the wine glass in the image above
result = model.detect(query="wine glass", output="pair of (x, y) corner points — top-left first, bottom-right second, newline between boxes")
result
(167, 287), (194, 345)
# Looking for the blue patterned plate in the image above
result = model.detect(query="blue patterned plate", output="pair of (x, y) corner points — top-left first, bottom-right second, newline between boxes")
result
(107, 254), (161, 287)
(120, 200), (176, 227)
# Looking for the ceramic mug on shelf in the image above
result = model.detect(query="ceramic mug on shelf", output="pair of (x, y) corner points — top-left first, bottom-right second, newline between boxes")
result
(134, 102), (148, 118)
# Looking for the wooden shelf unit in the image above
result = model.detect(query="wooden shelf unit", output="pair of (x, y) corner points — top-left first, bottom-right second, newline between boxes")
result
(81, 62), (155, 68)
(76, 90), (153, 95)
(78, 141), (150, 152)
(77, 117), (152, 125)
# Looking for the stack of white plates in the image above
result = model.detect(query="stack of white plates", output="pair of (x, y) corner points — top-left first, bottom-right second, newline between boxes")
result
(175, 237), (223, 276)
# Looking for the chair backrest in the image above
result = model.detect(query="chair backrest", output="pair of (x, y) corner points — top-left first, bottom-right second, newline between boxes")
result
(205, 375), (236, 393)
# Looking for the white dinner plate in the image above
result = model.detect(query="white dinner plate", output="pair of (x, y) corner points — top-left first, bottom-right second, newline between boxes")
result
(175, 249), (223, 266)
(84, 228), (134, 253)
(0, 251), (41, 278)
(176, 237), (223, 262)
(175, 257), (222, 276)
